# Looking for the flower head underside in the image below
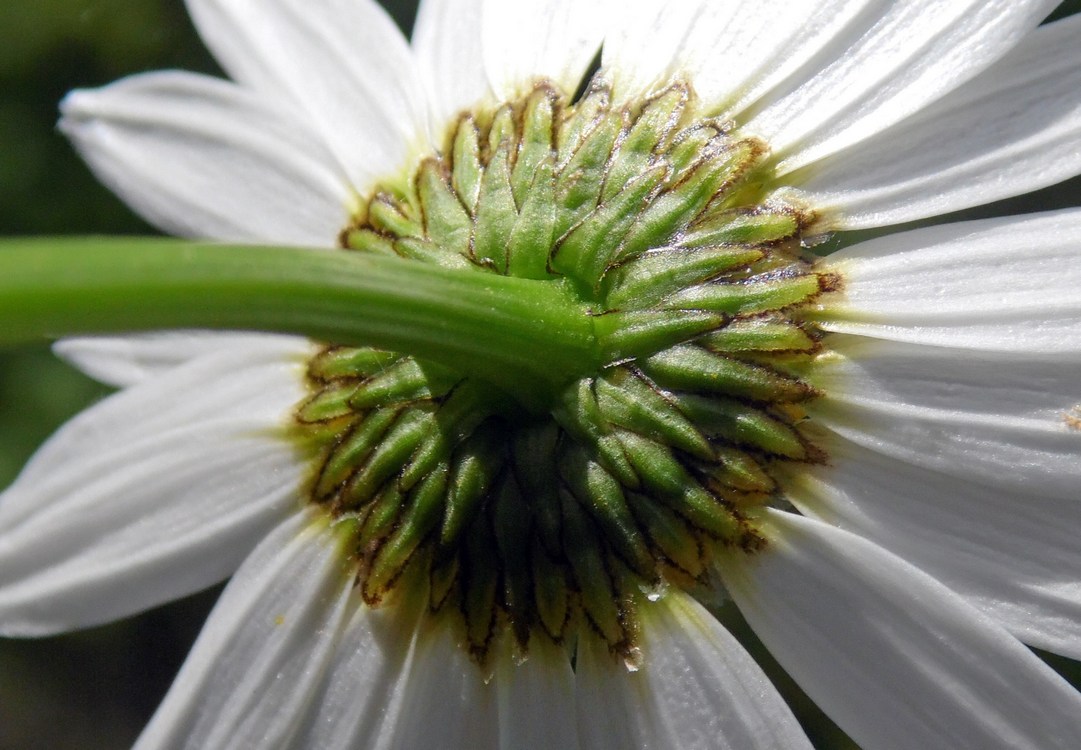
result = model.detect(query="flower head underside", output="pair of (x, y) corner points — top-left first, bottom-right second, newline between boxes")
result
(4, 2), (1081, 749)
(292, 77), (843, 663)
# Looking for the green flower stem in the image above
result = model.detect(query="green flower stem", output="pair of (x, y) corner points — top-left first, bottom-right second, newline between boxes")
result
(0, 237), (599, 408)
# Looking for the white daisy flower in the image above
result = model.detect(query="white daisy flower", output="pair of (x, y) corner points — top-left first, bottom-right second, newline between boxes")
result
(3, 1), (1081, 748)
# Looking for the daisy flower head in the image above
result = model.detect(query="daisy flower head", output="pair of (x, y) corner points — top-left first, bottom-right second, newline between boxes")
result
(4, 0), (1081, 748)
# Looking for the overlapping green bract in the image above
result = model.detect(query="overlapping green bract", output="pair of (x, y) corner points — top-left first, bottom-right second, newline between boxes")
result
(298, 79), (832, 662)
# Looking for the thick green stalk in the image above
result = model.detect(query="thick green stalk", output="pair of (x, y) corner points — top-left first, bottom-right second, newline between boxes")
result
(0, 237), (598, 407)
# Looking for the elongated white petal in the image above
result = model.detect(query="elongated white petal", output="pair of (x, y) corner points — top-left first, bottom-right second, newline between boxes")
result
(573, 635), (637, 749)
(292, 600), (418, 750)
(0, 342), (308, 634)
(576, 591), (811, 750)
(782, 437), (1081, 660)
(811, 387), (1081, 501)
(723, 511), (1081, 750)
(186, 0), (428, 189)
(60, 71), (349, 245)
(495, 636), (579, 750)
(800, 336), (1081, 655)
(386, 619), (498, 749)
(482, 0), (609, 100)
(603, 0), (883, 115)
(813, 210), (1081, 355)
(54, 332), (309, 388)
(8, 338), (309, 507)
(798, 14), (1081, 229)
(748, 0), (1057, 174)
(135, 510), (355, 750)
(811, 337), (1081, 424)
(310, 623), (576, 750)
(598, 2), (702, 101)
(413, 0), (489, 130)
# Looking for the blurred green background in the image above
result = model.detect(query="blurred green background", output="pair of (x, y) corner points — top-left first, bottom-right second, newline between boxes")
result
(1, 1), (1081, 748)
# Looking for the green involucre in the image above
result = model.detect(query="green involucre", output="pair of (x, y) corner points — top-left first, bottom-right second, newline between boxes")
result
(297, 78), (835, 663)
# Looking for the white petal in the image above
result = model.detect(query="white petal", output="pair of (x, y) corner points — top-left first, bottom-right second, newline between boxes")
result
(292, 601), (417, 750)
(482, 0), (608, 100)
(798, 14), (1081, 229)
(576, 591), (811, 750)
(9, 337), (309, 503)
(813, 210), (1081, 356)
(54, 332), (309, 388)
(305, 613), (561, 750)
(60, 71), (350, 245)
(808, 358), (1081, 500)
(723, 510), (1081, 750)
(811, 336), (1081, 424)
(186, 0), (429, 189)
(413, 0), (490, 129)
(603, 0), (883, 115)
(748, 0), (1057, 174)
(135, 510), (355, 750)
(0, 342), (309, 634)
(386, 619), (498, 749)
(782, 437), (1081, 660)
(495, 636), (579, 750)
(573, 635), (638, 749)
(799, 336), (1081, 655)
(598, 3), (701, 101)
